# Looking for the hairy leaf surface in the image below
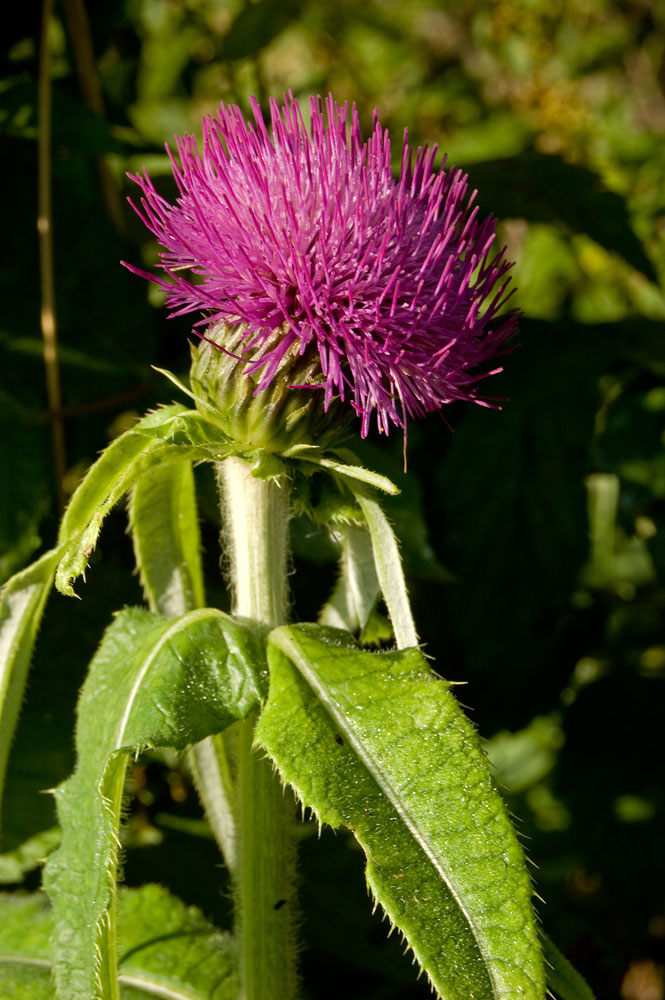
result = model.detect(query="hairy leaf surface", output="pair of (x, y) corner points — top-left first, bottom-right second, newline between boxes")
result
(258, 624), (544, 1000)
(43, 607), (263, 1000)
(0, 885), (237, 999)
(56, 405), (231, 596)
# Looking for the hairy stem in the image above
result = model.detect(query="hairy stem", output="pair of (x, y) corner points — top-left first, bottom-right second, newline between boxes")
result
(218, 456), (298, 1000)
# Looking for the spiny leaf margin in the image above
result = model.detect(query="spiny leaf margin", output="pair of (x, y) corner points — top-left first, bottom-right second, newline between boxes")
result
(258, 623), (545, 1000)
(43, 606), (263, 1000)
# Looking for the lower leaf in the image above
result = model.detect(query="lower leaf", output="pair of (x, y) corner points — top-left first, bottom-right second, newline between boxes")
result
(43, 607), (263, 1000)
(258, 624), (545, 1000)
(0, 885), (237, 999)
(0, 549), (60, 845)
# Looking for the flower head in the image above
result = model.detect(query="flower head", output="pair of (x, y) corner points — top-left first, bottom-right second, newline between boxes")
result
(126, 94), (517, 437)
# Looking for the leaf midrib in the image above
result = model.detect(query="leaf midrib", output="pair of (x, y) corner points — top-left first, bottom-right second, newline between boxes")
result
(271, 627), (502, 999)
(113, 608), (223, 746)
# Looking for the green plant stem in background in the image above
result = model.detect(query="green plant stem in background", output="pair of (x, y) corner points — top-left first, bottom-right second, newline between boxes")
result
(218, 456), (298, 1000)
(38, 0), (67, 513)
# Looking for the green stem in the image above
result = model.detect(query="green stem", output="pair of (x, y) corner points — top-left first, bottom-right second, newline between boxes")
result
(218, 456), (298, 1000)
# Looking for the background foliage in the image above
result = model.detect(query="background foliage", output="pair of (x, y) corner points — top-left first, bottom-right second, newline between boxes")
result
(1, 1), (664, 997)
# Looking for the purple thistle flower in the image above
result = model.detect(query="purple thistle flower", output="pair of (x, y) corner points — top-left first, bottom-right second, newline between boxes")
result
(125, 93), (517, 437)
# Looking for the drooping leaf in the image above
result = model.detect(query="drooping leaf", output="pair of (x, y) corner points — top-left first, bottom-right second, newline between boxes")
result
(55, 404), (232, 597)
(128, 459), (205, 617)
(258, 624), (544, 1000)
(43, 607), (264, 1000)
(302, 450), (400, 495)
(355, 491), (418, 649)
(0, 885), (237, 999)
(0, 549), (60, 845)
(319, 524), (379, 633)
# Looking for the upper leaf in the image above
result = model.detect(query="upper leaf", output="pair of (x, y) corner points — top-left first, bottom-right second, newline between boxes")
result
(0, 885), (237, 999)
(258, 624), (545, 1000)
(55, 405), (232, 597)
(319, 525), (379, 633)
(43, 606), (264, 1000)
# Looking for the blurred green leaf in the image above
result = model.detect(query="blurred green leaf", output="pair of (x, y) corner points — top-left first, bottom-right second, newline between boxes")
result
(223, 0), (301, 59)
(542, 933), (596, 1000)
(0, 885), (237, 999)
(468, 153), (658, 282)
(0, 826), (60, 884)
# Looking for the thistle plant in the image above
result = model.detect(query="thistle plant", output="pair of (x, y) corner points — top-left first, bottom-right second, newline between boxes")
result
(0, 94), (592, 1000)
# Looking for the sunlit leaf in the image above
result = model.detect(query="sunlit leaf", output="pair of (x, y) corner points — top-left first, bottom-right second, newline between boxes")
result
(258, 624), (544, 1000)
(43, 607), (263, 1000)
(55, 405), (231, 596)
(319, 524), (379, 633)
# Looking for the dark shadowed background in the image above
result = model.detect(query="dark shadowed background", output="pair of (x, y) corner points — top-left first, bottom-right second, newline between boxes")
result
(1, 1), (665, 997)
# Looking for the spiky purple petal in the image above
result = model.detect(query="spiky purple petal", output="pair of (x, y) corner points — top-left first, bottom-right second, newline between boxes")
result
(125, 93), (518, 436)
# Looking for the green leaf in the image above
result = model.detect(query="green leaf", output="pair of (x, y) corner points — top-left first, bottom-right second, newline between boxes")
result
(542, 934), (596, 1000)
(129, 460), (205, 617)
(319, 525), (379, 633)
(258, 624), (544, 1000)
(0, 827), (60, 884)
(355, 492), (418, 648)
(0, 406), (221, 838)
(0, 885), (237, 999)
(0, 549), (59, 846)
(43, 607), (263, 1000)
(297, 450), (400, 495)
(222, 0), (301, 59)
(467, 153), (657, 282)
(55, 405), (231, 597)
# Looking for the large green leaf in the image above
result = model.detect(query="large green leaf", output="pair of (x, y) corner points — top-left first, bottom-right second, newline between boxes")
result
(258, 624), (544, 1000)
(56, 404), (232, 597)
(0, 550), (59, 846)
(0, 885), (237, 999)
(43, 606), (263, 1000)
